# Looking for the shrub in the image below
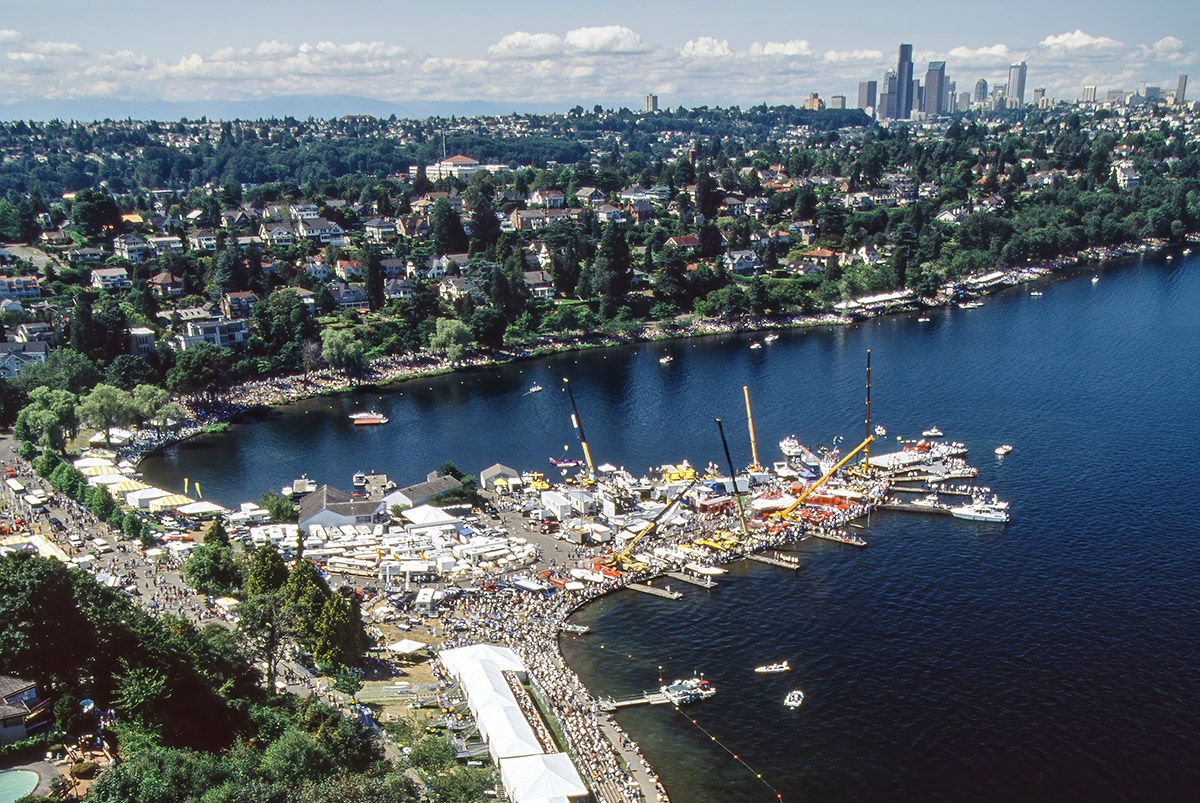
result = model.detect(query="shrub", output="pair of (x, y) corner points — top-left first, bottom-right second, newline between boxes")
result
(70, 760), (98, 779)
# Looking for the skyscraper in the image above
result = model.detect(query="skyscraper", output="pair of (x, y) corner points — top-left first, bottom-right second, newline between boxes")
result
(1007, 62), (1027, 106)
(1083, 85), (1098, 103)
(896, 44), (914, 119)
(959, 91), (972, 111)
(644, 94), (658, 112)
(975, 79), (988, 103)
(829, 95), (846, 109)
(858, 80), (877, 112)
(881, 69), (898, 120)
(1177, 74), (1188, 104)
(924, 62), (946, 115)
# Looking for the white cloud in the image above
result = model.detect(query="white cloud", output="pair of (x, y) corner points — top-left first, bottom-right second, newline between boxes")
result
(1152, 36), (1183, 54)
(823, 49), (883, 63)
(7, 51), (42, 62)
(751, 40), (813, 57)
(313, 40), (406, 58)
(25, 40), (84, 56)
(0, 29), (23, 44)
(681, 37), (732, 59)
(254, 40), (296, 57)
(564, 25), (652, 54)
(945, 43), (1011, 61)
(488, 32), (565, 59)
(1039, 30), (1122, 51)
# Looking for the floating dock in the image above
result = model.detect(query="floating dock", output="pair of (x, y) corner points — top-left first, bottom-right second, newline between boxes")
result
(598, 692), (670, 711)
(878, 502), (953, 516)
(748, 553), (801, 570)
(627, 583), (683, 599)
(666, 570), (718, 588)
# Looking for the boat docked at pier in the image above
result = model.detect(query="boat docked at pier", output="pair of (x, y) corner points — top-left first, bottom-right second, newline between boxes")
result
(783, 690), (805, 709)
(810, 530), (868, 547)
(922, 426), (943, 438)
(559, 622), (590, 635)
(949, 502), (1010, 523)
(349, 411), (388, 426)
(755, 661), (791, 674)
(660, 677), (716, 706)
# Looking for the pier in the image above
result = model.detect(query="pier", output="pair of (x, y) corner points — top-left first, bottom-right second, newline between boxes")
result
(878, 502), (953, 516)
(666, 570), (718, 588)
(598, 691), (671, 711)
(748, 553), (801, 570)
(627, 582), (683, 599)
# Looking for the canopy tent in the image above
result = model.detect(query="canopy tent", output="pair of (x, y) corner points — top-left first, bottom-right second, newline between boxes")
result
(87, 473), (132, 487)
(81, 447), (117, 460)
(88, 428), (134, 446)
(499, 753), (588, 803)
(107, 479), (150, 494)
(73, 457), (115, 470)
(386, 638), (427, 655)
(478, 705), (543, 763)
(149, 494), (195, 512)
(176, 501), (228, 517)
(402, 505), (461, 526)
(82, 465), (119, 477)
(127, 488), (171, 508)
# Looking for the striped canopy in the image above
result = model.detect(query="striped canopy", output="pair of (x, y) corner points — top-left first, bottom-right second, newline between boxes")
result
(149, 494), (194, 512)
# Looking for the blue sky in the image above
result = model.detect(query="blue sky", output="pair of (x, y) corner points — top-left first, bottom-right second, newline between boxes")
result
(0, 0), (1194, 115)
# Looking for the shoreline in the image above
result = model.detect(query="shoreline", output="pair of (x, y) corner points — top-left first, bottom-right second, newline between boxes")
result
(126, 237), (1193, 472)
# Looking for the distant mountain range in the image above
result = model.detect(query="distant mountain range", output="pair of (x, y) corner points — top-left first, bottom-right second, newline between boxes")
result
(0, 95), (573, 122)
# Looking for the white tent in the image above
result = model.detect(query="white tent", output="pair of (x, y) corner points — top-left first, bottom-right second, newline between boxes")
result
(108, 478), (150, 494)
(176, 501), (228, 517)
(402, 505), (460, 526)
(88, 428), (134, 446)
(149, 494), (194, 512)
(386, 638), (427, 655)
(87, 473), (131, 486)
(440, 644), (524, 680)
(499, 753), (588, 803)
(127, 488), (172, 508)
(73, 457), (115, 469)
(478, 706), (543, 763)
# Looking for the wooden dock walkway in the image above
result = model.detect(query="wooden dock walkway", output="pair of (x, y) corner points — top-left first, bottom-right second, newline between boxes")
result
(878, 502), (953, 515)
(666, 570), (718, 588)
(627, 582), (683, 599)
(748, 553), (801, 570)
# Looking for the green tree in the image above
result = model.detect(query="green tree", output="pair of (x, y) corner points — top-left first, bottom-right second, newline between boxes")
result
(237, 589), (288, 690)
(259, 490), (298, 522)
(320, 328), (367, 378)
(244, 544), (289, 598)
(428, 317), (474, 363)
(113, 659), (171, 724)
(77, 383), (137, 445)
(182, 541), (243, 596)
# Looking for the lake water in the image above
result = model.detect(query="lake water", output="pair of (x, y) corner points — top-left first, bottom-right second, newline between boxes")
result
(141, 253), (1200, 801)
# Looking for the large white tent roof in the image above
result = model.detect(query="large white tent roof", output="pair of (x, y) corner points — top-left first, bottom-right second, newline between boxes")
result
(499, 753), (588, 803)
(402, 504), (461, 526)
(478, 705), (542, 763)
(439, 644), (524, 678)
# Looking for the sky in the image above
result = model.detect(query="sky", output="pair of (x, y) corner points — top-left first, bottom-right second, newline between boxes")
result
(0, 0), (1195, 118)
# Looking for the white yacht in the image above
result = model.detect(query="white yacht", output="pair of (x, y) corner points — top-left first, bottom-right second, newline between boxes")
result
(784, 690), (805, 709)
(755, 661), (791, 674)
(950, 502), (1010, 523)
(922, 426), (943, 438)
(994, 444), (1013, 456)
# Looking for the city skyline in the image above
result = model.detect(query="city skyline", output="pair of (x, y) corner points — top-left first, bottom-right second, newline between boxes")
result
(0, 0), (1197, 119)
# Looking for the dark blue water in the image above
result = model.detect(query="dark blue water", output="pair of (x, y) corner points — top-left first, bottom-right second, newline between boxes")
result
(142, 255), (1200, 800)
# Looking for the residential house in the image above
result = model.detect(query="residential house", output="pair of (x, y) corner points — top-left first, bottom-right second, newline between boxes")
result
(259, 222), (295, 247)
(363, 218), (397, 243)
(13, 322), (56, 344)
(665, 235), (700, 252)
(295, 217), (345, 244)
(148, 271), (184, 298)
(66, 247), (105, 263)
(576, 187), (605, 207)
(91, 266), (132, 291)
(396, 216), (431, 239)
(291, 202), (320, 220)
(174, 317), (249, 351)
(129, 326), (156, 358)
(188, 229), (219, 252)
(523, 270), (555, 299)
(298, 485), (385, 533)
(0, 341), (49, 379)
(113, 233), (151, 262)
(329, 281), (368, 309)
(724, 249), (763, 276)
(39, 230), (72, 247)
(0, 275), (40, 300)
(379, 258), (406, 279)
(437, 275), (480, 302)
(530, 189), (566, 208)
(0, 675), (47, 745)
(803, 247), (838, 272)
(406, 256), (446, 280)
(221, 209), (253, 229)
(335, 260), (364, 281)
(383, 278), (416, 300)
(720, 196), (746, 217)
(626, 199), (655, 224)
(437, 253), (470, 273)
(220, 290), (259, 319)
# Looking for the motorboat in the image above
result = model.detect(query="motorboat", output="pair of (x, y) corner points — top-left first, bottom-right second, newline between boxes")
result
(754, 661), (791, 674)
(559, 622), (590, 635)
(994, 444), (1013, 456)
(659, 355), (674, 364)
(922, 426), (943, 438)
(959, 300), (984, 309)
(917, 316), (931, 322)
(527, 384), (543, 394)
(749, 341), (763, 350)
(352, 472), (367, 488)
(779, 436), (803, 457)
(949, 502), (1010, 523)
(874, 425), (887, 437)
(549, 457), (580, 468)
(1030, 290), (1043, 296)
(660, 677), (716, 706)
(349, 411), (388, 425)
(1091, 275), (1099, 283)
(763, 333), (780, 342)
(784, 690), (805, 709)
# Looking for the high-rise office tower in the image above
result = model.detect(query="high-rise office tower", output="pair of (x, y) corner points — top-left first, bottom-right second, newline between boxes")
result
(645, 94), (658, 112)
(881, 69), (898, 119)
(1032, 87), (1045, 104)
(975, 79), (988, 103)
(858, 80), (877, 111)
(913, 79), (923, 113)
(1008, 62), (1027, 106)
(896, 44), (914, 118)
(924, 62), (946, 115)
(946, 80), (956, 113)
(1176, 74), (1187, 104)
(959, 91), (972, 110)
(1083, 85), (1098, 103)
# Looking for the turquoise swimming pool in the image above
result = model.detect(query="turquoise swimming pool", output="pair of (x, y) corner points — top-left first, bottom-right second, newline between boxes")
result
(0, 769), (38, 803)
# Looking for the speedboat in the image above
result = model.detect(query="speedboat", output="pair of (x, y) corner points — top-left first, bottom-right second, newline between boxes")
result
(749, 341), (763, 350)
(922, 426), (943, 438)
(959, 300), (984, 309)
(660, 677), (716, 705)
(659, 355), (673, 364)
(779, 436), (803, 457)
(549, 457), (580, 468)
(1091, 275), (1099, 283)
(874, 425), (887, 437)
(1030, 290), (1043, 296)
(917, 316), (931, 322)
(754, 661), (791, 674)
(352, 472), (367, 488)
(559, 622), (590, 635)
(994, 444), (1013, 456)
(349, 411), (388, 425)
(784, 690), (805, 709)
(764, 333), (780, 342)
(528, 384), (543, 393)
(949, 502), (1010, 523)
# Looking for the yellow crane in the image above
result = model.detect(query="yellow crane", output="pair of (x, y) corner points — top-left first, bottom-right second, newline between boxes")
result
(607, 479), (697, 571)
(776, 435), (874, 520)
(743, 385), (763, 473)
(561, 378), (596, 482)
